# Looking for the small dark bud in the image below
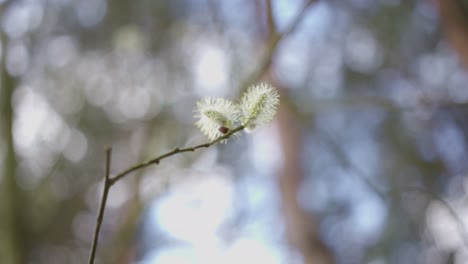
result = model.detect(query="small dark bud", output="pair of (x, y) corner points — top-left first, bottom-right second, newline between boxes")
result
(218, 126), (229, 134)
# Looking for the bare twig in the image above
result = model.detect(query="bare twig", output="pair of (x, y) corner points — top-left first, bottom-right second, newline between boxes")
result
(108, 125), (244, 185)
(88, 147), (112, 264)
(87, 126), (244, 264)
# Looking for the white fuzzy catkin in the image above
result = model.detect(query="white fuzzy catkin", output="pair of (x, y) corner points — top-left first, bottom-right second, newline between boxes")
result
(194, 97), (239, 141)
(194, 83), (280, 140)
(239, 83), (280, 132)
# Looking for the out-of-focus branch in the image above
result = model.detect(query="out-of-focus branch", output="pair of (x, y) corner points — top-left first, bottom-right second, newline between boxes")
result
(318, 131), (387, 201)
(206, 0), (224, 36)
(276, 86), (335, 264)
(438, 0), (468, 68)
(406, 187), (468, 249)
(259, 1), (334, 262)
(239, 0), (316, 93)
(0, 29), (24, 264)
(265, 0), (277, 35)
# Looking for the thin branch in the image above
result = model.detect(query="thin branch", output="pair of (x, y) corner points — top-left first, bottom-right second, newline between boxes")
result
(87, 126), (244, 263)
(88, 147), (112, 264)
(109, 125), (244, 185)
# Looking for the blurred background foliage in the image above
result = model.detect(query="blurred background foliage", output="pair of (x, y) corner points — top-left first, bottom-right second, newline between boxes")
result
(1, 0), (468, 263)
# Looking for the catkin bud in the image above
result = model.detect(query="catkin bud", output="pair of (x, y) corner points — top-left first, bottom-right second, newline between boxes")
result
(239, 83), (280, 132)
(194, 97), (239, 141)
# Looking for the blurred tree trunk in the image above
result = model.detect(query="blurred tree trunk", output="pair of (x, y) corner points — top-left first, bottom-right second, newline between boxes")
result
(438, 0), (468, 67)
(276, 87), (334, 264)
(0, 37), (24, 263)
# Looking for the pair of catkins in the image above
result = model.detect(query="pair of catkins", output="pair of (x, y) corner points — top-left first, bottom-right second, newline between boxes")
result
(194, 83), (280, 141)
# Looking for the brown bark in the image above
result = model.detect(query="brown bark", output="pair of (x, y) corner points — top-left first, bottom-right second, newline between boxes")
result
(276, 87), (334, 264)
(438, 0), (468, 67)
